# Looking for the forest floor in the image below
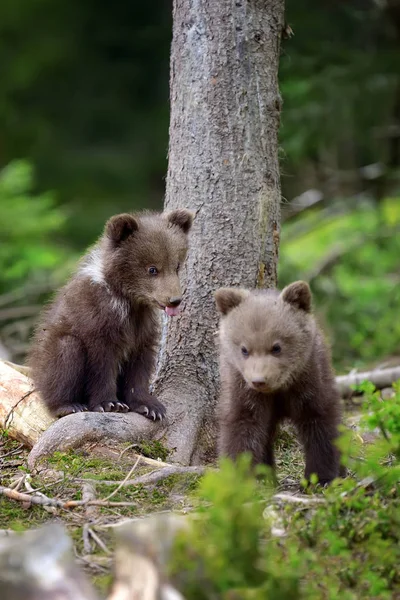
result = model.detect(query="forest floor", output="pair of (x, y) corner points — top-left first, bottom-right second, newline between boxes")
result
(0, 404), (362, 597)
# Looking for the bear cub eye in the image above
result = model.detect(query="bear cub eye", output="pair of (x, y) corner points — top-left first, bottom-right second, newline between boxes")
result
(271, 343), (281, 355)
(241, 346), (249, 357)
(148, 266), (158, 276)
(176, 262), (180, 273)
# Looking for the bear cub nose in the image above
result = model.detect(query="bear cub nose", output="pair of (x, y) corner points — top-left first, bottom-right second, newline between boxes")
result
(251, 377), (266, 389)
(168, 296), (182, 307)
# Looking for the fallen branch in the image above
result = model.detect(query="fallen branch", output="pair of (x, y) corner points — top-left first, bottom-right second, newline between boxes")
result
(28, 411), (167, 469)
(272, 493), (326, 506)
(0, 485), (140, 510)
(76, 465), (207, 487)
(336, 366), (400, 398)
(0, 485), (65, 509)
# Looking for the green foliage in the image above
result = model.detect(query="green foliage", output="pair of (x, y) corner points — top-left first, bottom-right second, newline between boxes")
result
(342, 380), (400, 487)
(0, 0), (170, 247)
(169, 388), (400, 599)
(279, 198), (400, 371)
(0, 160), (74, 293)
(170, 455), (295, 599)
(280, 1), (399, 172)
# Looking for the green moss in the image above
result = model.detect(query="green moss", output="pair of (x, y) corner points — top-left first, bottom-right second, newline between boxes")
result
(46, 450), (128, 478)
(134, 439), (170, 462)
(0, 499), (53, 530)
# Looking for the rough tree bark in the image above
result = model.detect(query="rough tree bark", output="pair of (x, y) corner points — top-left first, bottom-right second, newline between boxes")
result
(154, 0), (285, 465)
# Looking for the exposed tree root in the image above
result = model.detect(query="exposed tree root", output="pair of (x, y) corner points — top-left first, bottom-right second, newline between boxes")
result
(28, 411), (167, 469)
(76, 465), (207, 488)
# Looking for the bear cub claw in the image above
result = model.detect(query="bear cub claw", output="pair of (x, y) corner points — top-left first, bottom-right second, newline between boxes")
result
(130, 396), (166, 421)
(55, 403), (88, 417)
(89, 401), (129, 413)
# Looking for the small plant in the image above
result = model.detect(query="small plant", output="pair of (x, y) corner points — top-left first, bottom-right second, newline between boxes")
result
(0, 159), (74, 293)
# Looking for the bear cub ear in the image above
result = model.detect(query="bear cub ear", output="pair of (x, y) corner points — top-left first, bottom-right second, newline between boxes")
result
(281, 281), (312, 312)
(214, 288), (249, 316)
(106, 213), (139, 246)
(166, 209), (195, 234)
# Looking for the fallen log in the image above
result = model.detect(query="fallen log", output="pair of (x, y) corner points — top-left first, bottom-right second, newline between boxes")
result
(0, 361), (54, 447)
(336, 366), (400, 398)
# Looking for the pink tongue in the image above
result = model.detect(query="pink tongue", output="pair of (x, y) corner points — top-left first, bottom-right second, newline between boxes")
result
(165, 306), (180, 317)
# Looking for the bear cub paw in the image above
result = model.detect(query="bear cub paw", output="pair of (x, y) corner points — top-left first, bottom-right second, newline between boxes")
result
(130, 396), (166, 421)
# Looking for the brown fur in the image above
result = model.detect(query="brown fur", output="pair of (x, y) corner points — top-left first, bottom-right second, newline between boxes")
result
(28, 209), (194, 419)
(214, 281), (343, 485)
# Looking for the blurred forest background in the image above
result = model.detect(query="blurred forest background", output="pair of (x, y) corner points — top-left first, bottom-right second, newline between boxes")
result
(0, 0), (399, 373)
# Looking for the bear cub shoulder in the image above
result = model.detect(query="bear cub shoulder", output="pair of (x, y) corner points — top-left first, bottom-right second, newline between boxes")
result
(214, 281), (342, 485)
(28, 209), (193, 419)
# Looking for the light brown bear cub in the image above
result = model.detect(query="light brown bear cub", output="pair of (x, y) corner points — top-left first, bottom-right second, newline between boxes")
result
(28, 209), (193, 420)
(214, 281), (342, 485)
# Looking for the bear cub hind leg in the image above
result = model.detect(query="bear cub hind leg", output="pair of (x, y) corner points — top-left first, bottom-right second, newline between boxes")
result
(38, 335), (88, 417)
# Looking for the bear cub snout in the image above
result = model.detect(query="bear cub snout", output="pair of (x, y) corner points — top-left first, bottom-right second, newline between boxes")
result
(215, 281), (343, 485)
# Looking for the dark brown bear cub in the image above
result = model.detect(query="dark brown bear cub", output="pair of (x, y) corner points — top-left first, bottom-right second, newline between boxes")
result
(214, 281), (342, 485)
(28, 209), (193, 420)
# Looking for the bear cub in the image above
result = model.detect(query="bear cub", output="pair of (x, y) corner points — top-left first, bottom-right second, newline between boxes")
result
(28, 209), (193, 420)
(214, 281), (342, 485)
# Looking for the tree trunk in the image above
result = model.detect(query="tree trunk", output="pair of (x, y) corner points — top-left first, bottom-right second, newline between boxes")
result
(155, 0), (284, 465)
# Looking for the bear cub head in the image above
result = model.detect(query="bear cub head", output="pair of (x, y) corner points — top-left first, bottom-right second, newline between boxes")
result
(215, 281), (317, 393)
(102, 209), (194, 315)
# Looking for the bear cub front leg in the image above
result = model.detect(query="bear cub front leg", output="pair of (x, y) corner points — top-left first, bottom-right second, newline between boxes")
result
(119, 349), (166, 421)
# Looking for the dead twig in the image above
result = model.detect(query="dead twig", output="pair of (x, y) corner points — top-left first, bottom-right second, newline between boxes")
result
(87, 527), (111, 555)
(101, 455), (141, 502)
(0, 444), (24, 460)
(82, 524), (93, 555)
(64, 499), (139, 509)
(127, 465), (207, 487)
(24, 475), (57, 514)
(0, 485), (138, 510)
